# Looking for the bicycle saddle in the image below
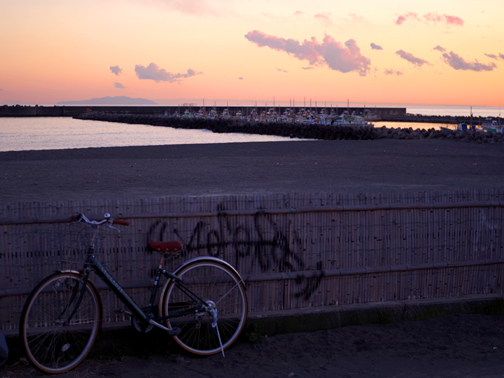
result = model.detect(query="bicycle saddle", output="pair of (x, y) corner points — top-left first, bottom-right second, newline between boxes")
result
(149, 241), (183, 256)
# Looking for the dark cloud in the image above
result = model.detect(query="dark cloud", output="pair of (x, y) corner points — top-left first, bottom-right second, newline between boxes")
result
(134, 63), (202, 83)
(370, 43), (383, 50)
(238, 77), (244, 80)
(245, 30), (371, 76)
(114, 82), (125, 89)
(485, 53), (504, 61)
(110, 66), (123, 76)
(384, 69), (403, 76)
(442, 51), (497, 71)
(277, 68), (288, 73)
(396, 50), (431, 67)
(433, 45), (446, 53)
(302, 67), (314, 70)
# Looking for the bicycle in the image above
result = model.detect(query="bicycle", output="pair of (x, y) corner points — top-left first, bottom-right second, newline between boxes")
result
(19, 213), (248, 374)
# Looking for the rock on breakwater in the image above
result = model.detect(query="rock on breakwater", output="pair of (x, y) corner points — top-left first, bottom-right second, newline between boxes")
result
(75, 113), (504, 144)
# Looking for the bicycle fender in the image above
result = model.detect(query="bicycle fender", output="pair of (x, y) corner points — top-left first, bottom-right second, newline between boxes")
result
(177, 256), (246, 288)
(55, 269), (103, 327)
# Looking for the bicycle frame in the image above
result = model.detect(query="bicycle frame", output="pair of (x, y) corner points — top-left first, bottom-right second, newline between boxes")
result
(81, 245), (207, 331)
(21, 214), (247, 373)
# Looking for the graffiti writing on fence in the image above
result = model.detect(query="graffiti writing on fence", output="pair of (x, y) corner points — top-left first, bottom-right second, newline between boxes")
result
(147, 209), (324, 301)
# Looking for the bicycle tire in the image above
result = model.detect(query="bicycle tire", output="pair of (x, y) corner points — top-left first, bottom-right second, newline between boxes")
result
(20, 271), (102, 374)
(162, 258), (247, 355)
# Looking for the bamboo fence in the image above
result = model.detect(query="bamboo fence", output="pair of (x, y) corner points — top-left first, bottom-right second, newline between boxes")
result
(1, 189), (503, 334)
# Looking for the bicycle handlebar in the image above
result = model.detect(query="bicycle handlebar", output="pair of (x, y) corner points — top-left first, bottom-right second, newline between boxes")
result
(72, 213), (130, 226)
(112, 219), (131, 226)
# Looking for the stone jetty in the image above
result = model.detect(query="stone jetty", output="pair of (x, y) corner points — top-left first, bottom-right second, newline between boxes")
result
(75, 113), (504, 144)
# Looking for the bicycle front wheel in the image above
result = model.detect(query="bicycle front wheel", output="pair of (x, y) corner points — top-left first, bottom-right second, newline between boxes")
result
(163, 258), (247, 355)
(20, 272), (102, 374)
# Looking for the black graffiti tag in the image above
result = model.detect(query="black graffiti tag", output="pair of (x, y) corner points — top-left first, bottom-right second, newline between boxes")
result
(146, 208), (324, 300)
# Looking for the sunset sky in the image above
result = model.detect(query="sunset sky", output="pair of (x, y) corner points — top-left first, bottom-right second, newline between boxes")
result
(1, 0), (503, 107)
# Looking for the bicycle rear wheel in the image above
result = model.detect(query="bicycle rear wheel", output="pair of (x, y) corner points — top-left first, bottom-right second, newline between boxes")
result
(163, 258), (247, 355)
(20, 272), (101, 374)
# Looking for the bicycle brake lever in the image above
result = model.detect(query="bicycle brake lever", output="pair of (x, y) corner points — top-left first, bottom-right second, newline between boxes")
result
(108, 223), (121, 232)
(104, 213), (121, 232)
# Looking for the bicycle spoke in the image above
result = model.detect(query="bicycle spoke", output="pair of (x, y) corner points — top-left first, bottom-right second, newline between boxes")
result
(164, 259), (247, 355)
(21, 272), (101, 374)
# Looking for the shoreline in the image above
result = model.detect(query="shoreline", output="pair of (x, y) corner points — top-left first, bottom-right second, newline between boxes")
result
(75, 112), (504, 144)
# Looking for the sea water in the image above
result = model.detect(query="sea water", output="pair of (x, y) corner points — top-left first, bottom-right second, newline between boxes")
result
(0, 105), (502, 152)
(0, 117), (295, 152)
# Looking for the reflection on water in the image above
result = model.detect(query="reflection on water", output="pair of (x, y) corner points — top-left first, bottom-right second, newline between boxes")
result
(0, 117), (464, 152)
(0, 117), (298, 152)
(374, 122), (451, 131)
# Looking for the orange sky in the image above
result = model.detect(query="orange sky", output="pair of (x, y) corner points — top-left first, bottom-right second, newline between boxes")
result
(0, 0), (503, 107)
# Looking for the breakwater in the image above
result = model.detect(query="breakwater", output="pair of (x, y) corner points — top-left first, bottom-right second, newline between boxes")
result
(1, 105), (405, 118)
(76, 112), (504, 144)
(380, 113), (496, 125)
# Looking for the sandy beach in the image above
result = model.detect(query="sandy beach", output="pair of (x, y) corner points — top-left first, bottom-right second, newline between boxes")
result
(2, 138), (504, 377)
(1, 139), (504, 203)
(4, 313), (504, 377)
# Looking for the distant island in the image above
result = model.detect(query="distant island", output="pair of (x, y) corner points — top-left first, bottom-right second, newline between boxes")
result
(57, 96), (157, 105)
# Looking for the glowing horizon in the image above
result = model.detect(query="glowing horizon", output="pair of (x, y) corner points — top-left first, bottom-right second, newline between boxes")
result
(1, 0), (503, 107)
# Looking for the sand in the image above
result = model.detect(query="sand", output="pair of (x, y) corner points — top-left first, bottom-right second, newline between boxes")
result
(1, 139), (504, 203)
(2, 139), (504, 377)
(4, 313), (504, 377)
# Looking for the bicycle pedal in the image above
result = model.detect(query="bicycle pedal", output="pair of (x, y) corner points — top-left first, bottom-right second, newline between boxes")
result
(168, 327), (181, 337)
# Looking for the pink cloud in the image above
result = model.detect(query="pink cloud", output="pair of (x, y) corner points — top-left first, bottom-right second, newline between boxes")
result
(395, 12), (419, 25)
(396, 12), (464, 26)
(244, 30), (371, 76)
(441, 52), (496, 71)
(444, 15), (464, 26)
(244, 31), (319, 64)
(135, 63), (202, 83)
(314, 13), (332, 25)
(423, 12), (444, 23)
(396, 50), (431, 67)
